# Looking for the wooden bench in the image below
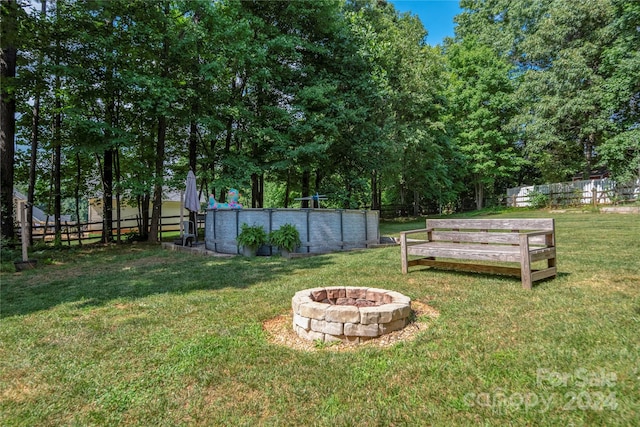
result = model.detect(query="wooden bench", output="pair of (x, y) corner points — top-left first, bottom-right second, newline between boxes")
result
(400, 218), (557, 289)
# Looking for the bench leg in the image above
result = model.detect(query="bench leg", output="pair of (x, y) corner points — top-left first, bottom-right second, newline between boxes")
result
(548, 256), (557, 274)
(519, 234), (533, 290)
(400, 233), (409, 274)
(520, 254), (533, 290)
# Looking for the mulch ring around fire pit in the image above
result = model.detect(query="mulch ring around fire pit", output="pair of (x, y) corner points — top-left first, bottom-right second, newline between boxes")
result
(262, 300), (439, 352)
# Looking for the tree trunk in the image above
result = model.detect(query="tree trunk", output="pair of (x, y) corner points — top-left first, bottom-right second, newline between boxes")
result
(115, 147), (122, 243)
(314, 169), (323, 209)
(188, 120), (198, 225)
(251, 172), (264, 208)
(75, 152), (82, 246)
(102, 149), (113, 242)
(371, 170), (379, 210)
(137, 193), (150, 240)
(148, 116), (166, 243)
(475, 180), (484, 210)
(27, 0), (45, 246)
(301, 169), (311, 208)
(53, 96), (62, 246)
(189, 120), (197, 172)
(0, 0), (18, 240)
(284, 170), (291, 208)
(27, 94), (40, 247)
(584, 133), (596, 179)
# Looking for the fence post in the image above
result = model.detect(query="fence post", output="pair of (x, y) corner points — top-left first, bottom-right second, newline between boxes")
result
(592, 188), (598, 207)
(20, 201), (28, 261)
(511, 194), (517, 207)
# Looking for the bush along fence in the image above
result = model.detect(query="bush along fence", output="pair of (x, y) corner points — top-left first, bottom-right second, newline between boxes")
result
(14, 214), (205, 246)
(506, 178), (640, 208)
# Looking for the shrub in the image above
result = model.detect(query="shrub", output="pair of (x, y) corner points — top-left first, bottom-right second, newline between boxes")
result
(528, 191), (549, 209)
(236, 223), (267, 248)
(268, 223), (301, 252)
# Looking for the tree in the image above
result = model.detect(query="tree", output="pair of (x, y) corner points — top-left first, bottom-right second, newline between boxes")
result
(349, 1), (454, 213)
(598, 0), (640, 183)
(514, 0), (615, 181)
(446, 38), (522, 209)
(456, 0), (619, 183)
(1, 0), (22, 240)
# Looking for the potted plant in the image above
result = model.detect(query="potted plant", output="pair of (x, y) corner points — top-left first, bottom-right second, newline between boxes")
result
(236, 223), (267, 257)
(268, 223), (301, 258)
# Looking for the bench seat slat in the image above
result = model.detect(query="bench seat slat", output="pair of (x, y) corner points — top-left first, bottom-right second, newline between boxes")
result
(430, 231), (549, 245)
(427, 218), (554, 231)
(407, 242), (523, 262)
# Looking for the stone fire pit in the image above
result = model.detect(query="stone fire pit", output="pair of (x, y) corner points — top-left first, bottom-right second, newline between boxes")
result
(292, 287), (412, 344)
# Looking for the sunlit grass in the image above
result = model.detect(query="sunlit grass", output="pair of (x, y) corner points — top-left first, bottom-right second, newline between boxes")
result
(1, 210), (639, 425)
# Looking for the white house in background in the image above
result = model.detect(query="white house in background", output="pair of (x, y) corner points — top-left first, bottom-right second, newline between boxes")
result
(13, 190), (73, 226)
(87, 190), (205, 232)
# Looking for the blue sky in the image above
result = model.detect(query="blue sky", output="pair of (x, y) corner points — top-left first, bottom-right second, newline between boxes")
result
(389, 0), (462, 45)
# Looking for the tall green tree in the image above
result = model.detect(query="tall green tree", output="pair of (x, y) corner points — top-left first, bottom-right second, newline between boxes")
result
(1, 0), (23, 240)
(350, 1), (453, 213)
(446, 38), (522, 209)
(456, 0), (621, 183)
(598, 0), (640, 183)
(514, 0), (615, 181)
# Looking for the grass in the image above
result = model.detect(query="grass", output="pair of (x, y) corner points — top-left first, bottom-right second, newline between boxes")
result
(1, 210), (639, 426)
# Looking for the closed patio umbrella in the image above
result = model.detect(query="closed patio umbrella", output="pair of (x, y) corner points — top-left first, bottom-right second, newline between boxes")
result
(184, 170), (199, 213)
(181, 170), (199, 244)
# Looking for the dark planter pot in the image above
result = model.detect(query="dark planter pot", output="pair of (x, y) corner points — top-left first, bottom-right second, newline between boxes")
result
(279, 249), (290, 259)
(242, 246), (258, 257)
(14, 259), (38, 272)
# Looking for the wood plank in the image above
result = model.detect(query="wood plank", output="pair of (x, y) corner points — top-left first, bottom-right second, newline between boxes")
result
(428, 218), (554, 231)
(431, 231), (549, 245)
(531, 267), (557, 282)
(530, 247), (556, 262)
(413, 258), (522, 277)
(408, 242), (522, 262)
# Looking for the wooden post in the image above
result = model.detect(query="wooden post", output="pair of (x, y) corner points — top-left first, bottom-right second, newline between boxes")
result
(518, 233), (533, 290)
(400, 232), (409, 274)
(592, 188), (597, 207)
(179, 190), (184, 238)
(20, 201), (28, 261)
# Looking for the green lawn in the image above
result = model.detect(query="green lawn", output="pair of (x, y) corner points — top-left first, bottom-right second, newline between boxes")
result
(1, 211), (639, 426)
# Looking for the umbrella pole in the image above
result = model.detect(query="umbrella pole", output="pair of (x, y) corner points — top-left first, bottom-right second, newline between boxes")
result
(180, 190), (184, 239)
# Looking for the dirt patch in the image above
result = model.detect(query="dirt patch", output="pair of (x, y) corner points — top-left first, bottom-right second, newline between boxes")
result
(262, 300), (439, 352)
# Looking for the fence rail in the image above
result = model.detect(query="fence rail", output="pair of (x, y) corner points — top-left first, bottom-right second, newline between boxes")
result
(506, 178), (640, 208)
(16, 214), (206, 246)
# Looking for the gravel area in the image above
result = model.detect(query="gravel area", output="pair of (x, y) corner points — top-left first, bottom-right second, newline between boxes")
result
(262, 301), (439, 352)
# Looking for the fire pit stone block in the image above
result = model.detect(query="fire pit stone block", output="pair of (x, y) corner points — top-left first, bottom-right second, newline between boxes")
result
(292, 287), (412, 344)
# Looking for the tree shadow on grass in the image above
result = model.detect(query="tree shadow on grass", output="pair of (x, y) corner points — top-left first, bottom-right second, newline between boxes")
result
(0, 244), (336, 318)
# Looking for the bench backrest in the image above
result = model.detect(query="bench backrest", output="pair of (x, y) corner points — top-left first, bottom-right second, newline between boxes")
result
(426, 218), (555, 246)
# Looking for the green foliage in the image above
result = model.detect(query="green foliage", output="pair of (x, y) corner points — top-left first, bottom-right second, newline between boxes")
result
(268, 223), (301, 252)
(0, 237), (19, 263)
(598, 130), (640, 183)
(455, 0), (637, 187)
(527, 191), (550, 209)
(236, 223), (267, 249)
(7, 0), (639, 243)
(446, 37), (523, 209)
